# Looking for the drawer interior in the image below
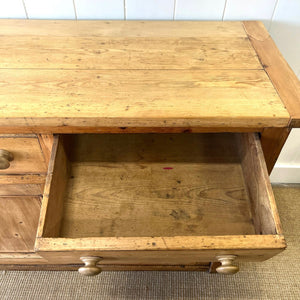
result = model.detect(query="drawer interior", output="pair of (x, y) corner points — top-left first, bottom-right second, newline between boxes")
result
(39, 133), (281, 240)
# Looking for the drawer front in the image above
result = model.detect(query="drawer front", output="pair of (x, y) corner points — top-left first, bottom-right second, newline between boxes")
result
(0, 196), (41, 253)
(0, 135), (52, 264)
(35, 235), (285, 266)
(0, 196), (46, 267)
(37, 249), (285, 266)
(0, 174), (46, 196)
(0, 183), (44, 196)
(0, 136), (47, 174)
(0, 253), (48, 265)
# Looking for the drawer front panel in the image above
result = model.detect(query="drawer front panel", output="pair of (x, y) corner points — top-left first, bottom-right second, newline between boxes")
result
(0, 137), (47, 174)
(36, 248), (284, 266)
(0, 253), (48, 265)
(0, 174), (46, 196)
(35, 235), (286, 265)
(0, 196), (41, 253)
(0, 183), (44, 196)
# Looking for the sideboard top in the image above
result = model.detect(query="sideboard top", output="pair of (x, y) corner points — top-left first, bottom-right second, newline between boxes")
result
(0, 20), (298, 133)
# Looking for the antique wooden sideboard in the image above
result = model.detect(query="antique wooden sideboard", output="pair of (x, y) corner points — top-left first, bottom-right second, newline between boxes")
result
(0, 20), (299, 276)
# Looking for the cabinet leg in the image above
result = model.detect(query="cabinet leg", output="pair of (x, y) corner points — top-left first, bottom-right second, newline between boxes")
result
(208, 262), (221, 273)
(260, 127), (290, 174)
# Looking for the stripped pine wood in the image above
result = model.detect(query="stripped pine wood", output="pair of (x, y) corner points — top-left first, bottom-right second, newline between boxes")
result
(36, 133), (285, 264)
(56, 134), (254, 238)
(38, 136), (69, 238)
(35, 248), (285, 265)
(36, 235), (286, 252)
(0, 196), (41, 252)
(60, 162), (253, 237)
(244, 21), (300, 127)
(0, 182), (44, 196)
(238, 133), (283, 235)
(0, 69), (289, 130)
(261, 127), (291, 173)
(0, 137), (47, 174)
(0, 253), (47, 265)
(0, 20), (291, 131)
(0, 174), (46, 185)
(36, 235), (286, 265)
(62, 133), (241, 163)
(0, 36), (261, 70)
(0, 174), (46, 196)
(0, 126), (264, 135)
(0, 20), (296, 271)
(0, 20), (248, 37)
(37, 134), (54, 166)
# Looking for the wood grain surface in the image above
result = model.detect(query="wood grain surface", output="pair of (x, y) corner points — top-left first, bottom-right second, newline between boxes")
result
(0, 69), (289, 129)
(0, 252), (47, 265)
(0, 182), (44, 196)
(0, 20), (290, 131)
(0, 36), (261, 70)
(261, 127), (291, 173)
(37, 134), (54, 166)
(0, 196), (41, 252)
(238, 133), (282, 235)
(61, 162), (253, 237)
(244, 21), (300, 127)
(36, 133), (286, 264)
(0, 173), (46, 196)
(38, 136), (69, 238)
(0, 137), (47, 174)
(0, 20), (249, 37)
(40, 133), (253, 238)
(36, 235), (285, 265)
(0, 174), (46, 185)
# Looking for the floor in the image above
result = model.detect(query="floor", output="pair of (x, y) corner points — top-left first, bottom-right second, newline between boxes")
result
(0, 184), (299, 300)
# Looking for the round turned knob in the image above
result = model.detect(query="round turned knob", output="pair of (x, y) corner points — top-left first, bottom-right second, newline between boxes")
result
(216, 255), (239, 275)
(0, 149), (14, 170)
(78, 256), (102, 276)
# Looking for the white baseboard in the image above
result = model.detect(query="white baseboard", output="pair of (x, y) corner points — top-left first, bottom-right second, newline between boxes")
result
(270, 164), (300, 183)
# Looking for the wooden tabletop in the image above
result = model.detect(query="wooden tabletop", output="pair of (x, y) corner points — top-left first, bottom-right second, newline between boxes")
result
(0, 20), (297, 133)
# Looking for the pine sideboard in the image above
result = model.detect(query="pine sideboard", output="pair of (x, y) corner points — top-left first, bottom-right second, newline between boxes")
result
(0, 20), (299, 276)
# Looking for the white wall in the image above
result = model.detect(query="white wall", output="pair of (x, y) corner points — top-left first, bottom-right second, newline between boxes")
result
(1, 0), (300, 182)
(270, 129), (300, 183)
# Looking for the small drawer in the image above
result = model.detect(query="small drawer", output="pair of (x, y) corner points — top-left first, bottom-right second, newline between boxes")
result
(0, 174), (46, 196)
(0, 136), (47, 174)
(35, 133), (286, 275)
(0, 195), (48, 265)
(0, 196), (41, 253)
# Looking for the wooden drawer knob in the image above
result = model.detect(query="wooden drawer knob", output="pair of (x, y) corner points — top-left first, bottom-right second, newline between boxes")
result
(216, 255), (239, 275)
(0, 149), (14, 170)
(78, 256), (102, 276)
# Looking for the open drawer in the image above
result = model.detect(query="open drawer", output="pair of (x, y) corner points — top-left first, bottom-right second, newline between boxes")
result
(35, 133), (286, 275)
